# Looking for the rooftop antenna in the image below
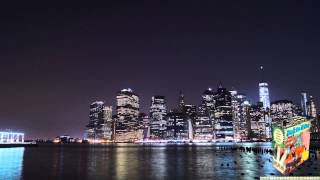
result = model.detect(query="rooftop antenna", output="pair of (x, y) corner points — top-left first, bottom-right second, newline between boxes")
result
(218, 81), (223, 89)
(179, 90), (185, 106)
(260, 65), (265, 82)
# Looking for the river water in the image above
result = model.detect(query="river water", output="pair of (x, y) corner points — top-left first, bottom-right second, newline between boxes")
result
(0, 143), (319, 180)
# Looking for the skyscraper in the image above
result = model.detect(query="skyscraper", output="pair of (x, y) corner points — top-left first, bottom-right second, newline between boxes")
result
(200, 88), (215, 116)
(184, 104), (197, 120)
(193, 88), (215, 140)
(194, 115), (213, 140)
(307, 96), (319, 142)
(116, 88), (140, 134)
(86, 101), (113, 141)
(239, 100), (251, 141)
(301, 92), (308, 117)
(307, 96), (317, 118)
(101, 106), (113, 140)
(178, 91), (185, 112)
(264, 111), (272, 140)
(213, 84), (234, 142)
(248, 102), (266, 141)
(270, 100), (299, 125)
(138, 113), (150, 139)
(149, 96), (167, 139)
(259, 66), (271, 109)
(166, 111), (189, 140)
(193, 88), (215, 141)
(230, 90), (247, 141)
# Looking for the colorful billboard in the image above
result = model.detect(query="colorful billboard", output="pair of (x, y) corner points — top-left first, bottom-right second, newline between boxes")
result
(272, 117), (311, 174)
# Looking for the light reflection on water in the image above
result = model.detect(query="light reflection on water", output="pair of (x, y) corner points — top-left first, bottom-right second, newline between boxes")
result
(150, 147), (167, 178)
(0, 147), (24, 180)
(0, 144), (319, 180)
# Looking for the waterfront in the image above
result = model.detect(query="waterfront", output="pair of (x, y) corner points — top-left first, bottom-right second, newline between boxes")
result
(0, 144), (319, 180)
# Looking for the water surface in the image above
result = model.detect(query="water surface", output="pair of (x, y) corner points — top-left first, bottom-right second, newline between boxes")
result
(0, 144), (319, 180)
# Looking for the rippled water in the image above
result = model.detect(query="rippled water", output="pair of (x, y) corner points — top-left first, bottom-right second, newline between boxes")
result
(0, 144), (319, 180)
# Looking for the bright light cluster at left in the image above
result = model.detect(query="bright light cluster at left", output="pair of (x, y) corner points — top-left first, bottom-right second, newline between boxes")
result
(0, 132), (24, 144)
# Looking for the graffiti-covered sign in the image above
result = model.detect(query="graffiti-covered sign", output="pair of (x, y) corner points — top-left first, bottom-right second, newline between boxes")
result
(272, 117), (311, 174)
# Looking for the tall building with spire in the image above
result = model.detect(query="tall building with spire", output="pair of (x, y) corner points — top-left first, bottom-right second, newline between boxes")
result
(259, 66), (271, 109)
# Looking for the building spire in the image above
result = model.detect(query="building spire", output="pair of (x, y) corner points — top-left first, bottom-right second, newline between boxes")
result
(179, 91), (185, 107)
(260, 65), (265, 82)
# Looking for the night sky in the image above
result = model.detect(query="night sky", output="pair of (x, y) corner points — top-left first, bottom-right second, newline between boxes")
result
(1, 1), (320, 139)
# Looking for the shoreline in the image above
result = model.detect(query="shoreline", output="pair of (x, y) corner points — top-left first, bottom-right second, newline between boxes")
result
(35, 142), (274, 149)
(1, 141), (319, 150)
(0, 143), (38, 148)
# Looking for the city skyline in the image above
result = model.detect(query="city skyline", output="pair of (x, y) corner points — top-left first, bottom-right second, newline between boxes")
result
(0, 66), (318, 140)
(1, 1), (320, 139)
(83, 81), (318, 143)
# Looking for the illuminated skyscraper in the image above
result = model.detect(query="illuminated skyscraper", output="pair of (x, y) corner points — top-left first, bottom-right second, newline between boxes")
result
(239, 100), (251, 141)
(184, 104), (197, 120)
(264, 112), (272, 140)
(149, 96), (167, 138)
(270, 100), (299, 125)
(101, 106), (113, 140)
(201, 88), (215, 115)
(213, 84), (234, 142)
(116, 88), (140, 133)
(194, 115), (213, 140)
(308, 95), (320, 142)
(178, 91), (185, 112)
(166, 111), (188, 140)
(138, 113), (150, 139)
(248, 102), (266, 141)
(193, 88), (215, 140)
(259, 66), (270, 109)
(184, 104), (198, 139)
(230, 89), (248, 141)
(117, 88), (139, 118)
(138, 113), (149, 128)
(193, 88), (215, 141)
(301, 92), (308, 117)
(86, 101), (113, 140)
(307, 96), (317, 118)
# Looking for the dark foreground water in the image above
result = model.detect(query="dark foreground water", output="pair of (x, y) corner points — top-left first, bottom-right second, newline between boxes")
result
(0, 143), (319, 180)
